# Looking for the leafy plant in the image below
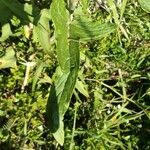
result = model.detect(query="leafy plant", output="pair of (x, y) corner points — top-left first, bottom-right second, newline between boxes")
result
(0, 0), (150, 149)
(46, 0), (116, 145)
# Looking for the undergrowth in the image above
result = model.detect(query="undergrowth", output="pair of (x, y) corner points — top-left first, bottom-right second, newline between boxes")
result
(0, 0), (150, 149)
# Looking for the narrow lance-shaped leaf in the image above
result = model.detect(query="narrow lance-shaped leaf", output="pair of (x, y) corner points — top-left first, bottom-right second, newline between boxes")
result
(50, 0), (70, 73)
(46, 0), (79, 146)
(47, 41), (79, 145)
(70, 16), (116, 41)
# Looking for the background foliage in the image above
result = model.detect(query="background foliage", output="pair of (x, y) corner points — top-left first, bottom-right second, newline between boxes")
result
(0, 0), (150, 149)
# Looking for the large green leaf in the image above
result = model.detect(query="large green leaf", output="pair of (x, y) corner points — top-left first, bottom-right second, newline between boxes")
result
(33, 9), (51, 53)
(47, 68), (79, 145)
(0, 47), (16, 69)
(139, 0), (150, 13)
(70, 16), (116, 41)
(46, 0), (79, 145)
(46, 42), (79, 145)
(50, 0), (70, 73)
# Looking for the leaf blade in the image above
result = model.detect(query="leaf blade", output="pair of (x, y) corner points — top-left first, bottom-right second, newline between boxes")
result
(70, 16), (116, 41)
(139, 0), (150, 13)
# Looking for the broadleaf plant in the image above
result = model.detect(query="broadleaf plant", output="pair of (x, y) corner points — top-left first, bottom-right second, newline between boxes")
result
(46, 0), (116, 145)
(0, 0), (116, 146)
(46, 0), (80, 145)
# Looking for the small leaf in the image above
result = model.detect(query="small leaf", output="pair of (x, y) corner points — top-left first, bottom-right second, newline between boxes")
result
(139, 0), (150, 13)
(32, 61), (45, 92)
(75, 79), (89, 97)
(24, 24), (32, 39)
(38, 73), (52, 84)
(0, 47), (16, 69)
(0, 23), (12, 42)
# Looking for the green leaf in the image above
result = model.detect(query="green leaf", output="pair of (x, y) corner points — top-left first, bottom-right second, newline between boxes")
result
(47, 0), (79, 145)
(47, 40), (79, 145)
(139, 0), (150, 13)
(107, 0), (120, 25)
(70, 16), (116, 41)
(0, 0), (39, 24)
(50, 0), (70, 73)
(38, 73), (52, 84)
(0, 47), (16, 69)
(75, 79), (89, 97)
(53, 120), (64, 146)
(120, 0), (128, 19)
(0, 1), (12, 23)
(33, 9), (51, 53)
(32, 61), (45, 92)
(0, 23), (12, 42)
